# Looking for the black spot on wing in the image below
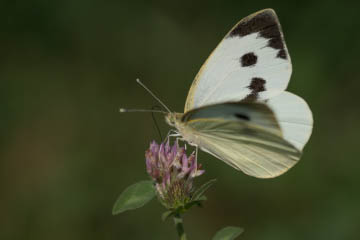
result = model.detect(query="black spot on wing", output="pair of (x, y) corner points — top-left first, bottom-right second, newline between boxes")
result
(227, 9), (288, 59)
(235, 113), (250, 121)
(277, 49), (287, 59)
(249, 77), (266, 92)
(241, 52), (257, 67)
(243, 77), (266, 101)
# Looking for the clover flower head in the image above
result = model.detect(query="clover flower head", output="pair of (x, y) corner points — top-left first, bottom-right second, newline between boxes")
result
(145, 140), (204, 209)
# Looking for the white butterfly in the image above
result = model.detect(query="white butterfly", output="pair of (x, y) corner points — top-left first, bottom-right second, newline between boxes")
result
(124, 9), (313, 178)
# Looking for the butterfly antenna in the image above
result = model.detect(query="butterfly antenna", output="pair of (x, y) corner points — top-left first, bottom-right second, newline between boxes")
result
(135, 78), (172, 113)
(119, 108), (167, 113)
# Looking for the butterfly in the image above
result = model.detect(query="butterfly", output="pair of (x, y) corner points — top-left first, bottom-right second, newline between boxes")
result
(123, 9), (313, 178)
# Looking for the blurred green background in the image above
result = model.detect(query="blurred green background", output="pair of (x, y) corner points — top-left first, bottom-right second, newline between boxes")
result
(1, 0), (360, 239)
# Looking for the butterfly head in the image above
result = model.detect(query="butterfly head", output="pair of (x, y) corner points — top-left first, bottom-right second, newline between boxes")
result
(165, 112), (183, 127)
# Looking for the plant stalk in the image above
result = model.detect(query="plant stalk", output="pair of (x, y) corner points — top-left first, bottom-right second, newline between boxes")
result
(173, 213), (187, 240)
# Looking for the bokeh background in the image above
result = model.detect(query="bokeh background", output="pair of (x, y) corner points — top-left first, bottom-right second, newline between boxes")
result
(2, 0), (360, 239)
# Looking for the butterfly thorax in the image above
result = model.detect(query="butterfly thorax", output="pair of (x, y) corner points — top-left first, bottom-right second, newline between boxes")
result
(165, 112), (192, 139)
(165, 112), (200, 147)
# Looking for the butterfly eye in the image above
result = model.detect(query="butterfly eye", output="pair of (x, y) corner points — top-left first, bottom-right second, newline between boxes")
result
(234, 113), (250, 121)
(165, 114), (177, 126)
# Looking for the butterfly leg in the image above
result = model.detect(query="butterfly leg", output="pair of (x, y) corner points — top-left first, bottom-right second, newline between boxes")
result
(165, 129), (177, 139)
(168, 134), (181, 144)
(195, 145), (198, 160)
(166, 130), (181, 145)
(174, 137), (190, 150)
(175, 136), (185, 148)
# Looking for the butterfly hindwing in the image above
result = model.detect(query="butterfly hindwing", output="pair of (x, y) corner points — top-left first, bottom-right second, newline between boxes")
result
(266, 91), (313, 151)
(180, 102), (301, 178)
(185, 9), (292, 112)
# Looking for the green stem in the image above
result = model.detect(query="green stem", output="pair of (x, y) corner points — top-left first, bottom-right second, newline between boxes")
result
(173, 213), (187, 240)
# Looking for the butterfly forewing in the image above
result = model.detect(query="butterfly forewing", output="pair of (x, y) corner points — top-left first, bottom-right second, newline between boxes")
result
(180, 102), (301, 178)
(185, 9), (292, 112)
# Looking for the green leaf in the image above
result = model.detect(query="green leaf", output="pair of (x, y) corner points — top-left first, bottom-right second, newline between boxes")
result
(212, 226), (244, 240)
(191, 179), (217, 201)
(112, 180), (156, 215)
